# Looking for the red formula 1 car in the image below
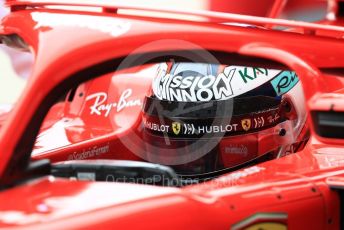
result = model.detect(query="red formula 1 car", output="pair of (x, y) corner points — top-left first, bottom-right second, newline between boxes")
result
(0, 0), (344, 229)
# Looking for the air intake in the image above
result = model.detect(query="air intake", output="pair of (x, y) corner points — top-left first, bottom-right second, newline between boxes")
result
(313, 111), (344, 139)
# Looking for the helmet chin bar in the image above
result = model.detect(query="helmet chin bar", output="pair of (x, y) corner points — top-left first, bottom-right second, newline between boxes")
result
(142, 119), (298, 178)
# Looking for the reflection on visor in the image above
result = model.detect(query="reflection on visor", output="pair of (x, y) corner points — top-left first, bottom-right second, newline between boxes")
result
(144, 95), (281, 117)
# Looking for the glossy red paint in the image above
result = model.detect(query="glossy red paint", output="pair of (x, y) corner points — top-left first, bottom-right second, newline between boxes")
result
(0, 1), (343, 229)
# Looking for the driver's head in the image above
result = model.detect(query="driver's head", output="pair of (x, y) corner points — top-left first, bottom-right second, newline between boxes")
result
(142, 62), (309, 180)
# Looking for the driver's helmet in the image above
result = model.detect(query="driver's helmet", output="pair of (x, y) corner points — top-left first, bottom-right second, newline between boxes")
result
(142, 62), (309, 180)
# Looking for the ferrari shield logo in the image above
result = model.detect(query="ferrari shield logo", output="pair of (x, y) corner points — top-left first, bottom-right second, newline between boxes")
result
(241, 119), (251, 131)
(172, 122), (181, 135)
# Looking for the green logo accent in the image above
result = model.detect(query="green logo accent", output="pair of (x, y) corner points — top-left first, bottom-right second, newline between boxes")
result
(238, 67), (268, 83)
(271, 71), (299, 96)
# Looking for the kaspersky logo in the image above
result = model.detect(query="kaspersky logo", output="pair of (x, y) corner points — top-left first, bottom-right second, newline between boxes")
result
(172, 122), (181, 135)
(241, 119), (251, 131)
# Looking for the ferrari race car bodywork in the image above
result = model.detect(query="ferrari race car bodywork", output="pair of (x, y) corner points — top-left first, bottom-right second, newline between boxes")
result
(0, 0), (344, 229)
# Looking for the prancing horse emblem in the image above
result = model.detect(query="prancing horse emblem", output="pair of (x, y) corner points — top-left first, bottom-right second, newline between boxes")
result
(241, 119), (251, 131)
(172, 122), (181, 135)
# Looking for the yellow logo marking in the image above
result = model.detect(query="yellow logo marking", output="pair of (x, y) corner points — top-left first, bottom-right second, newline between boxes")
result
(172, 122), (181, 135)
(241, 119), (251, 131)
